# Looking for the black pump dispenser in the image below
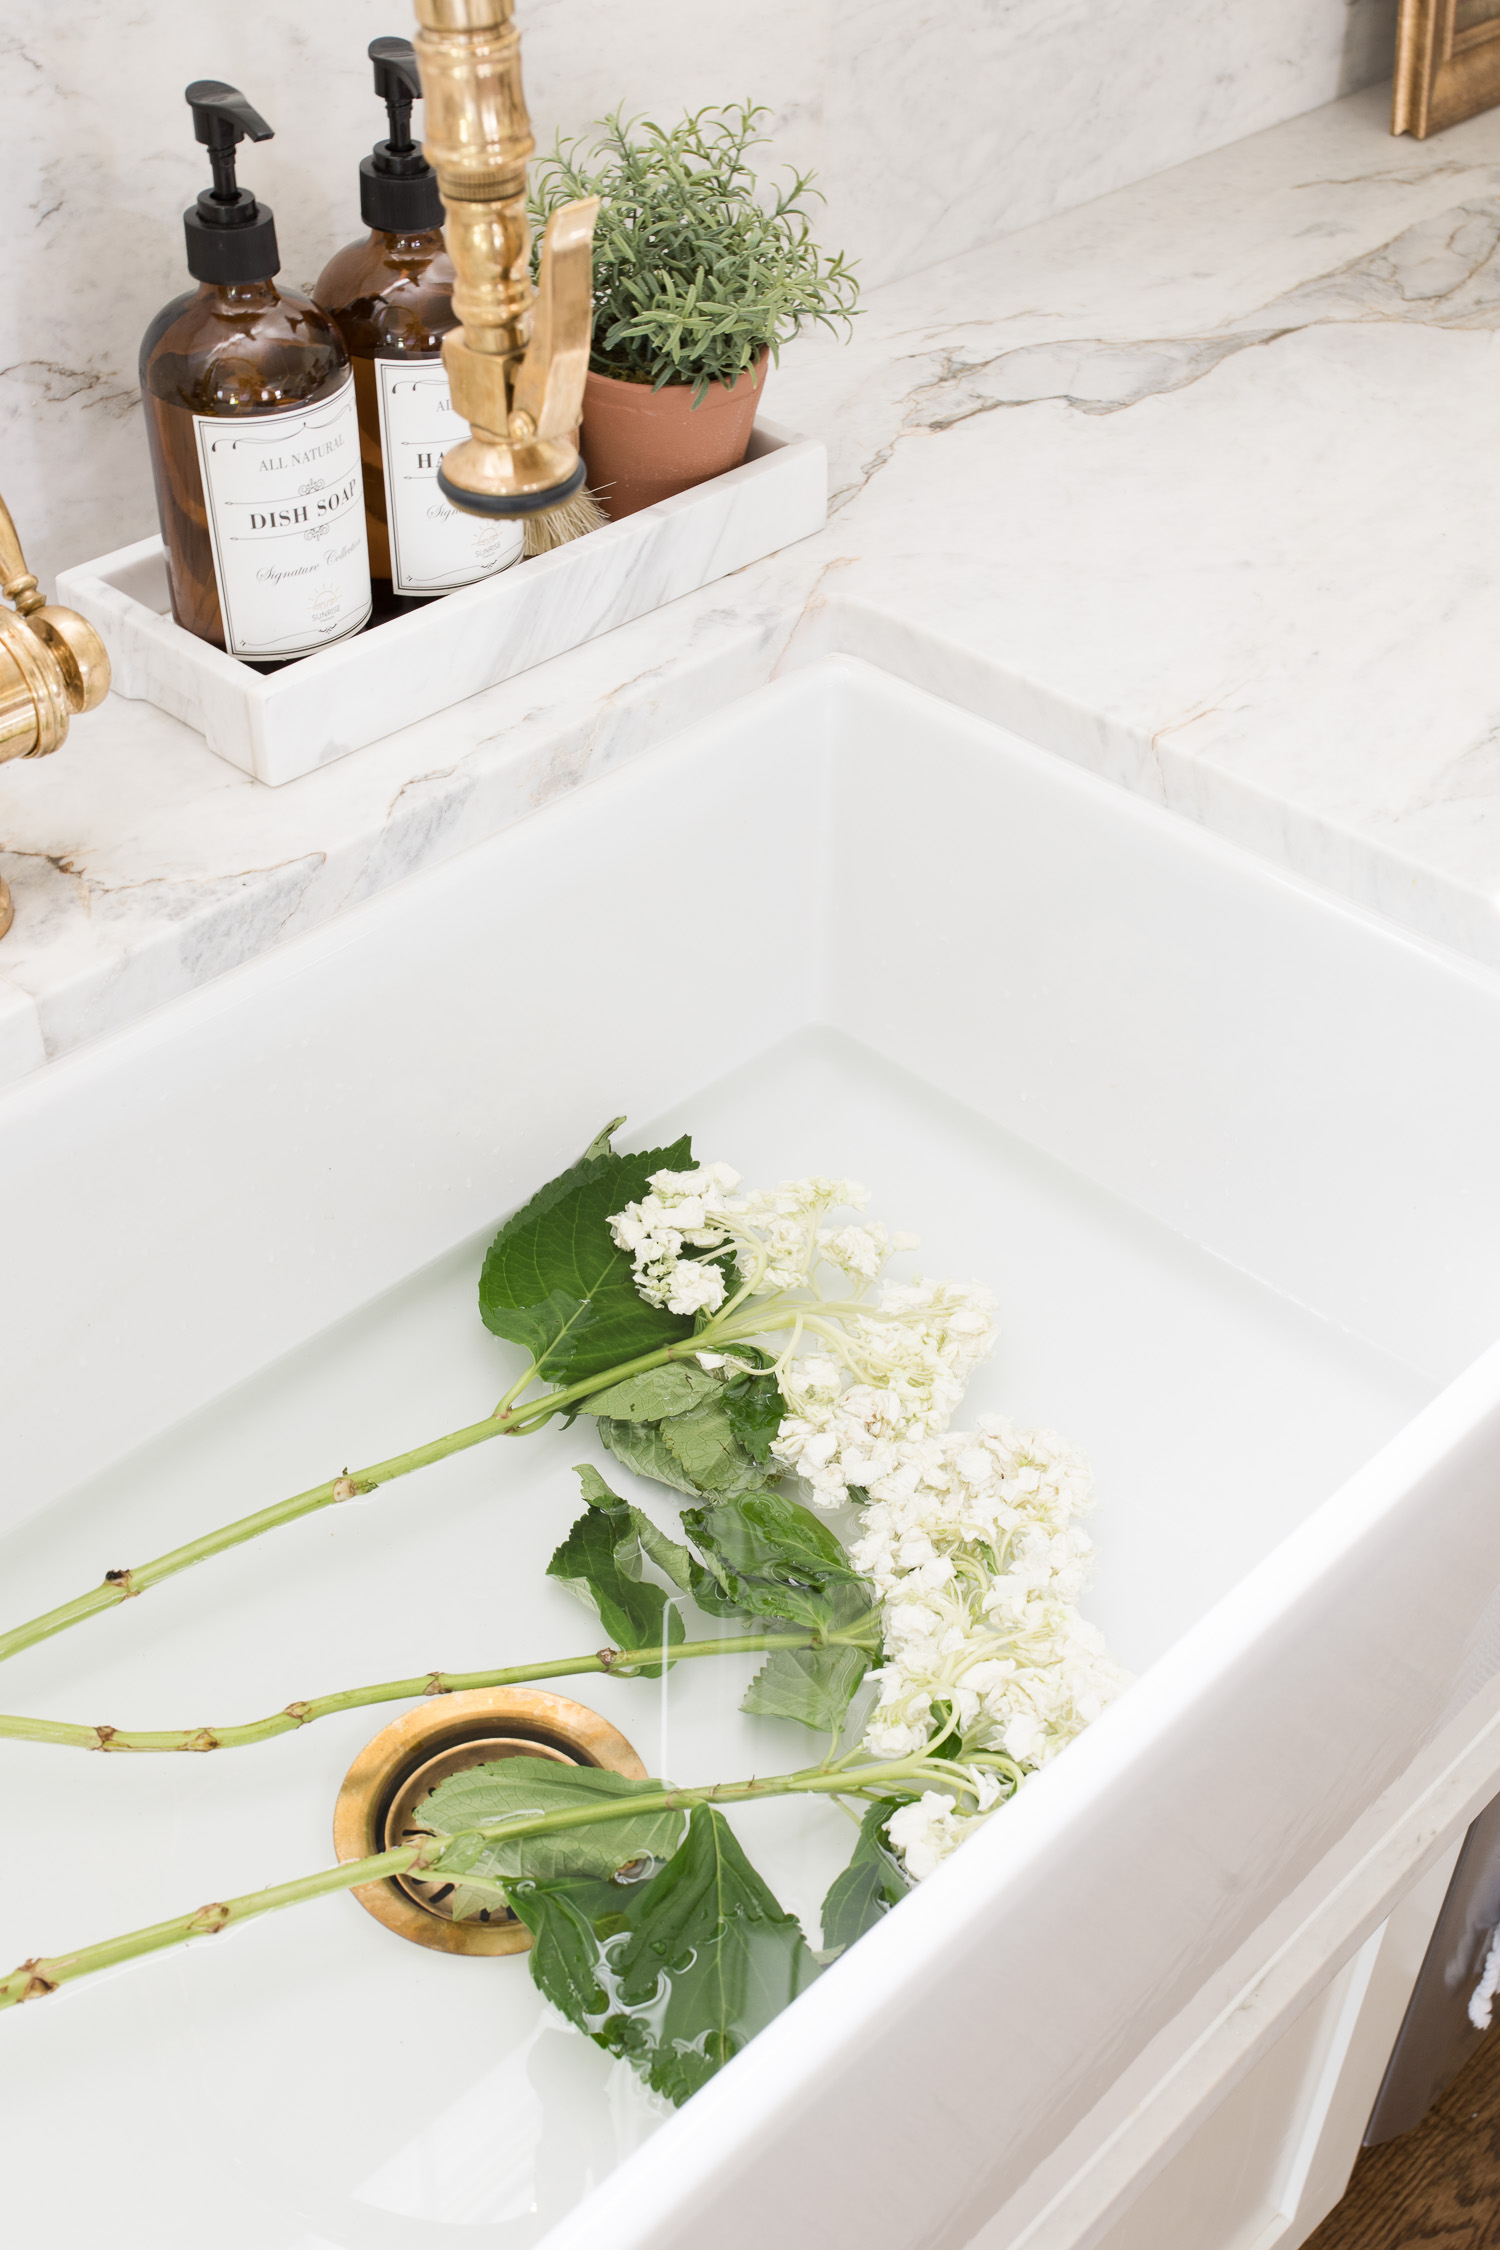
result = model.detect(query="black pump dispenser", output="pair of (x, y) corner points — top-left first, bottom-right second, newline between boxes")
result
(182, 81), (280, 284)
(360, 38), (444, 233)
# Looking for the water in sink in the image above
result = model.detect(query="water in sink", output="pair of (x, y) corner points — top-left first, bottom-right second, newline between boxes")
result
(0, 1022), (1428, 2250)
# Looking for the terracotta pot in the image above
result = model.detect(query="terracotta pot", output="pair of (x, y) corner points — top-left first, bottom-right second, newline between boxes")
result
(580, 354), (768, 520)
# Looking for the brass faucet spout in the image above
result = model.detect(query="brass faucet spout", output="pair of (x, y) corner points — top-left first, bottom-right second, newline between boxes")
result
(412, 0), (598, 515)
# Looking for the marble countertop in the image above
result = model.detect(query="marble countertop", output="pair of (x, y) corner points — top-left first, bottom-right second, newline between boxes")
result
(8, 83), (1500, 1084)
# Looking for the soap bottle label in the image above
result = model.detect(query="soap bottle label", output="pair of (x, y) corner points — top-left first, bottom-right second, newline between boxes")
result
(375, 359), (523, 594)
(193, 377), (371, 660)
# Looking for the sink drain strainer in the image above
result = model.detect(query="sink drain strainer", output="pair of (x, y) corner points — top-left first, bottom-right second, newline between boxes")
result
(333, 1687), (647, 1956)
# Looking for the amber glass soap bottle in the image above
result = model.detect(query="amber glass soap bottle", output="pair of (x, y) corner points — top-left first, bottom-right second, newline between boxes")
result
(140, 82), (371, 666)
(314, 36), (522, 617)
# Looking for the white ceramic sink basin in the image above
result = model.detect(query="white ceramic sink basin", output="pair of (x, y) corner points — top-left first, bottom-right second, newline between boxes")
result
(5, 658), (1500, 2250)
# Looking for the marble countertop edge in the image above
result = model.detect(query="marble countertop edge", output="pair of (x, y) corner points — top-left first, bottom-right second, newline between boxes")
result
(12, 561), (1500, 1096)
(12, 85), (1500, 1082)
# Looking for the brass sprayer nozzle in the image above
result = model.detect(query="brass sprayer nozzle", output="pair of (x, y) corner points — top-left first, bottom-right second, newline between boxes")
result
(412, 0), (598, 516)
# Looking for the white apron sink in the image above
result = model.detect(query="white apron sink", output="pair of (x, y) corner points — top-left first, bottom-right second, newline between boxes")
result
(4, 657), (1500, 2250)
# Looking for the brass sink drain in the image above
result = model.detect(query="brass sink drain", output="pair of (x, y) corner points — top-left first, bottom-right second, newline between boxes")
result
(333, 1687), (647, 1956)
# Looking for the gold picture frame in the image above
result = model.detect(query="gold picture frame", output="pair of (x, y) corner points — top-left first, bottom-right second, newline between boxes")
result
(1394, 0), (1500, 136)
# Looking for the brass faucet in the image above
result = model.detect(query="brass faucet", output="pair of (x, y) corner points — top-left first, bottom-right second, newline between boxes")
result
(411, 0), (598, 517)
(0, 493), (110, 940)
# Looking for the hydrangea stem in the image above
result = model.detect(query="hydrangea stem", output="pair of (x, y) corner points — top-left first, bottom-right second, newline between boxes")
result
(0, 1411), (511, 1672)
(0, 1633), (813, 1753)
(0, 1843), (434, 2010)
(0, 1312), (785, 1674)
(0, 1750), (957, 2015)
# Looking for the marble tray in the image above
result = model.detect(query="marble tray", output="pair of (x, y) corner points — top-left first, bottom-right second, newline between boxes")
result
(56, 419), (825, 787)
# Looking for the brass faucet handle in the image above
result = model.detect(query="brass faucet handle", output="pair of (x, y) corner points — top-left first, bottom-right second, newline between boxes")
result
(27, 607), (110, 717)
(510, 197), (601, 444)
(0, 485), (112, 939)
(0, 491), (44, 616)
(0, 485), (111, 775)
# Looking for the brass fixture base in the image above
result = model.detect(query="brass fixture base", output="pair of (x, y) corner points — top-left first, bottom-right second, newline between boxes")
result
(0, 879), (12, 942)
(333, 1687), (647, 1956)
(436, 441), (586, 515)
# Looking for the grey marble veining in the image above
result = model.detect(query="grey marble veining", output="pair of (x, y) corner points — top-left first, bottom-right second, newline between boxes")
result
(886, 197), (1500, 436)
(4, 0), (1395, 589)
(8, 85), (1500, 1088)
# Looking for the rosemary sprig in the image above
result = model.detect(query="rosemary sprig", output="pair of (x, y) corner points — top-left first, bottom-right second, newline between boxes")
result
(530, 103), (860, 401)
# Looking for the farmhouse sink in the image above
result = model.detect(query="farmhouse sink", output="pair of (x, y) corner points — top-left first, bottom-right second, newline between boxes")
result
(5, 657), (1500, 2250)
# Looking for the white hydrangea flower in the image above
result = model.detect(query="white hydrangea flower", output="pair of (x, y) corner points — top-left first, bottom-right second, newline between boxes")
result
(863, 1713), (931, 1759)
(609, 1165), (890, 1313)
(609, 1159), (949, 1354)
(885, 1792), (982, 1881)
(604, 1153), (1125, 1890)
(817, 1222), (891, 1279)
(607, 1162), (741, 1310)
(851, 1417), (1131, 1882)
(724, 1175), (876, 1289)
(771, 1277), (998, 1505)
(885, 1761), (1011, 1879)
(663, 1260), (727, 1318)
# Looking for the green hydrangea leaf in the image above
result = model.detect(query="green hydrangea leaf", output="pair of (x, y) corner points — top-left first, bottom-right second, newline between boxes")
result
(661, 1396), (772, 1495)
(631, 1510), (703, 1601)
(554, 1470), (882, 1695)
(740, 1643), (872, 1733)
(596, 1402), (770, 1503)
(546, 1467), (690, 1673)
(489, 1286), (596, 1372)
(509, 1804), (822, 2106)
(583, 1353), (780, 1504)
(554, 1463), (740, 1622)
(422, 1755), (684, 1883)
(691, 1490), (861, 1585)
(479, 1132), (696, 1380)
(818, 1575), (887, 1648)
(596, 1414), (716, 1501)
(819, 1797), (910, 1955)
(580, 1362), (723, 1422)
(572, 1462), (623, 1510)
(505, 1872), (629, 2025)
(722, 1365), (786, 1466)
(580, 1115), (627, 1164)
(682, 1492), (879, 1635)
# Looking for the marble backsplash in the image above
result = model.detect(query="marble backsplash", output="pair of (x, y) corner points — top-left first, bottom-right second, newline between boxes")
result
(6, 0), (1395, 590)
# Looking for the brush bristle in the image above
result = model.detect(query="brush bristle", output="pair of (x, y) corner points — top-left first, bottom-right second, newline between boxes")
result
(522, 486), (610, 558)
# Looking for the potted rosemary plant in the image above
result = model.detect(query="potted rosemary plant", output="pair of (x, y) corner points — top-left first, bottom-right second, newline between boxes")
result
(530, 104), (860, 518)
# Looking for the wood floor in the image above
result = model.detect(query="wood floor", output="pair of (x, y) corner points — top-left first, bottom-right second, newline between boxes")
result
(1307, 2031), (1500, 2248)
